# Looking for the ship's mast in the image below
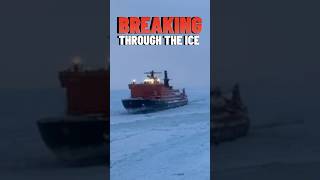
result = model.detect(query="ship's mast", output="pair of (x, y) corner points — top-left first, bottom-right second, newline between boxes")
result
(144, 71), (161, 79)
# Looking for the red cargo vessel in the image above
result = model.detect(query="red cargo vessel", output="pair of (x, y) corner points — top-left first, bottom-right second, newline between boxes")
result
(122, 70), (188, 113)
(37, 60), (109, 164)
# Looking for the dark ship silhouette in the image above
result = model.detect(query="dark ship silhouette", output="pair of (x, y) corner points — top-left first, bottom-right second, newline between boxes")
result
(211, 84), (250, 144)
(122, 70), (188, 113)
(37, 59), (109, 165)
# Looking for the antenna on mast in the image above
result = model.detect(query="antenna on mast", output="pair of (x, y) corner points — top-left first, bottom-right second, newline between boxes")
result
(144, 70), (161, 78)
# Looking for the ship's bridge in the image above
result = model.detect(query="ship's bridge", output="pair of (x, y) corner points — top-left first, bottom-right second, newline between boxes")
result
(143, 76), (161, 84)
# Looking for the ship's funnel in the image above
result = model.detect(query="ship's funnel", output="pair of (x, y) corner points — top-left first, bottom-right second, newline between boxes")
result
(232, 84), (241, 103)
(164, 70), (170, 87)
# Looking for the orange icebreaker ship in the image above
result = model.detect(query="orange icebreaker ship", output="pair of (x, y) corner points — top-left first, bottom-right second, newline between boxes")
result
(122, 70), (188, 113)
